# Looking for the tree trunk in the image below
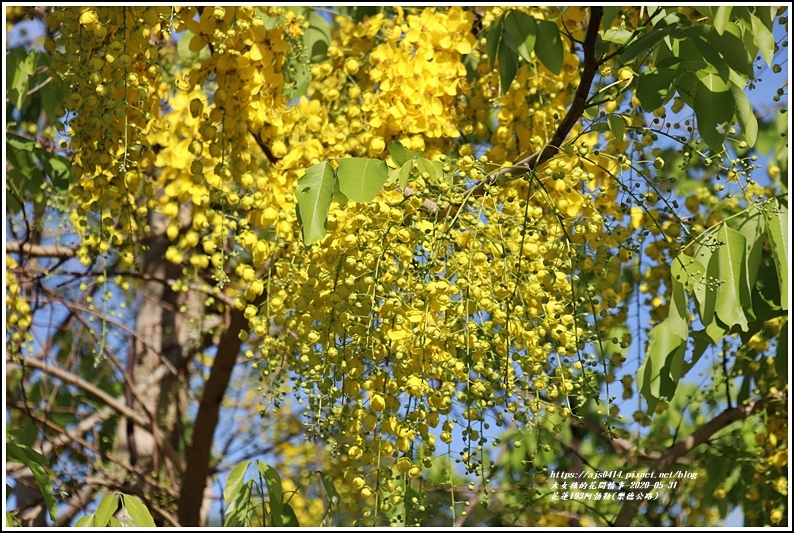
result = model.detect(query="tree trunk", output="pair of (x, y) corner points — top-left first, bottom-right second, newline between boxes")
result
(115, 211), (203, 519)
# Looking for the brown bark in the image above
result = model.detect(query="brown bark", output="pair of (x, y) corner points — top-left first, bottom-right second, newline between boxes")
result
(116, 211), (204, 519)
(176, 253), (277, 525)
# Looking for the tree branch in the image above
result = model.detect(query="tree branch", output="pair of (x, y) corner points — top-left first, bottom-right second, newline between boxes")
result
(6, 241), (77, 258)
(177, 252), (281, 525)
(434, 7), (604, 219)
(14, 356), (184, 473)
(613, 392), (786, 526)
(5, 363), (173, 477)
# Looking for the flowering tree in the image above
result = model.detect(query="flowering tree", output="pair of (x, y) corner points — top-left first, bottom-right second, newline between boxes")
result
(5, 5), (789, 527)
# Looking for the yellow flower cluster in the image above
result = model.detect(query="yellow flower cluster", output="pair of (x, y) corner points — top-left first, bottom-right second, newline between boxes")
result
(6, 256), (33, 356)
(47, 7), (171, 264)
(244, 8), (636, 500)
(300, 6), (476, 159)
(178, 6), (294, 177)
(45, 6), (643, 511)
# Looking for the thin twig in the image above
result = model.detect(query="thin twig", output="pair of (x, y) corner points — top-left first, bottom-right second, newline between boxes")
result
(13, 356), (185, 473)
(423, 7), (604, 220)
(613, 392), (786, 526)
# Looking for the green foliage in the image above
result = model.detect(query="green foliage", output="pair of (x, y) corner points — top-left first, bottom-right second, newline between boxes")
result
(5, 133), (71, 213)
(337, 158), (389, 203)
(223, 459), (301, 527)
(5, 5), (788, 528)
(639, 200), (788, 411)
(487, 11), (562, 91)
(613, 6), (778, 150)
(295, 162), (336, 245)
(73, 493), (155, 527)
(280, 7), (333, 98)
(296, 142), (449, 244)
(6, 443), (58, 522)
(222, 460), (336, 527)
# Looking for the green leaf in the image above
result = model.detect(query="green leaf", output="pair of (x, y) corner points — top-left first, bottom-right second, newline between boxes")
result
(121, 494), (155, 527)
(666, 265), (690, 342)
(224, 459), (251, 511)
(704, 313), (729, 344)
(713, 6), (733, 35)
(638, 320), (686, 410)
(388, 141), (424, 167)
(304, 9), (332, 63)
(6, 444), (58, 521)
(332, 178), (348, 207)
(706, 23), (755, 78)
(318, 471), (340, 508)
(730, 207), (766, 300)
(583, 106), (599, 121)
(695, 7), (715, 20)
(224, 481), (254, 527)
(534, 19), (563, 74)
(749, 264), (785, 319)
(486, 17), (504, 69)
(616, 25), (678, 68)
(601, 28), (634, 44)
(348, 6), (380, 23)
(6, 132), (36, 152)
(74, 515), (93, 527)
(296, 162), (336, 245)
(750, 13), (775, 66)
(94, 493), (120, 527)
(414, 157), (448, 185)
(589, 121), (609, 133)
(691, 35), (730, 79)
(729, 82), (758, 147)
(607, 114), (626, 143)
(390, 161), (413, 189)
(736, 18), (761, 70)
(693, 72), (735, 152)
(337, 158), (389, 203)
(691, 237), (717, 326)
(602, 6), (621, 30)
(674, 70), (698, 109)
(176, 30), (210, 63)
(503, 11), (537, 63)
(497, 37), (519, 92)
(6, 48), (32, 110)
(765, 201), (788, 310)
(258, 463), (284, 526)
(689, 330), (713, 372)
(714, 224), (749, 331)
(37, 149), (72, 192)
(9, 423), (39, 448)
(664, 332), (688, 384)
(281, 503), (300, 527)
(636, 67), (679, 110)
(671, 255), (706, 292)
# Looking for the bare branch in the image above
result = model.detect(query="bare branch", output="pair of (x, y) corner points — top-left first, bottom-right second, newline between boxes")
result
(613, 392), (786, 526)
(7, 241), (77, 258)
(4, 362), (167, 476)
(12, 356), (184, 473)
